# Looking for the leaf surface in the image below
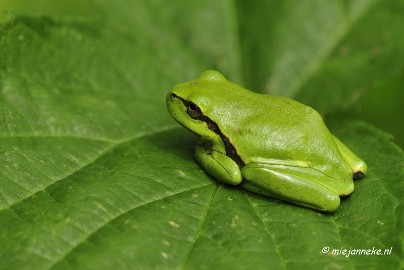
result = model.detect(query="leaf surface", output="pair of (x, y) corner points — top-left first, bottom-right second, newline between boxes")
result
(0, 1), (403, 269)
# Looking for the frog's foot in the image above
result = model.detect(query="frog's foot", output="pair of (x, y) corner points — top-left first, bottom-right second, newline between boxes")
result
(241, 163), (353, 212)
(333, 135), (367, 179)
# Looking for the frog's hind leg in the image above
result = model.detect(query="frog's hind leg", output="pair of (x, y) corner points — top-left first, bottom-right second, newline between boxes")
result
(333, 136), (367, 179)
(241, 163), (348, 212)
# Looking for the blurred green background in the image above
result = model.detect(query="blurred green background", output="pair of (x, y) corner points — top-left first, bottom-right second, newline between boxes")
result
(1, 0), (402, 148)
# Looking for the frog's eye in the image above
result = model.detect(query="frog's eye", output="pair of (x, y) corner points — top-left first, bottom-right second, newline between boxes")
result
(187, 102), (202, 119)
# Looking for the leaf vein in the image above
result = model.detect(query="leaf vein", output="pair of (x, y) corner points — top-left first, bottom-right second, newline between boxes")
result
(244, 195), (288, 270)
(181, 185), (220, 269)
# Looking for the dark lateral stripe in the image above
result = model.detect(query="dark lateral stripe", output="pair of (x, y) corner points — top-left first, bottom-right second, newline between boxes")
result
(198, 115), (245, 167)
(171, 93), (245, 167)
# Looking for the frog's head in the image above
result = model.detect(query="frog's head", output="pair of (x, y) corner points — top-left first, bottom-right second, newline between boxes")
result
(166, 70), (228, 141)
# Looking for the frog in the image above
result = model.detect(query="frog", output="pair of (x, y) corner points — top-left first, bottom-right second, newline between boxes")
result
(166, 70), (367, 212)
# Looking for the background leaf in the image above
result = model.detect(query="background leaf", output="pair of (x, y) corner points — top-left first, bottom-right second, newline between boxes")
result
(237, 0), (404, 146)
(0, 0), (403, 269)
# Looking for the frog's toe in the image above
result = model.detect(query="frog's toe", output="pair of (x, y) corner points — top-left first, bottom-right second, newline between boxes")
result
(338, 180), (354, 196)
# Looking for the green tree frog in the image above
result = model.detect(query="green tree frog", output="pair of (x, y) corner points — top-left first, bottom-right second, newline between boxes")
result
(166, 70), (367, 212)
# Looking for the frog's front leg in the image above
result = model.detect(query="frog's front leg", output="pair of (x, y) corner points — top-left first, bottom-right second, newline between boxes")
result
(195, 142), (242, 185)
(241, 163), (343, 212)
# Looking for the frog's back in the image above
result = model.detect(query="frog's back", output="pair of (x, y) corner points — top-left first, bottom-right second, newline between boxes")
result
(216, 92), (351, 178)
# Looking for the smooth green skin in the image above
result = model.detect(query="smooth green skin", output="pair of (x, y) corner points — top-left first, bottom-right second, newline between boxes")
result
(166, 70), (367, 212)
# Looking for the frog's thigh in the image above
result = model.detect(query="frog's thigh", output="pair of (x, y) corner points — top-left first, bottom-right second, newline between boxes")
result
(195, 143), (242, 185)
(241, 163), (340, 212)
(332, 135), (367, 179)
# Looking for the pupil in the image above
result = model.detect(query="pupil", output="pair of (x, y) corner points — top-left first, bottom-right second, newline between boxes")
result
(187, 102), (201, 119)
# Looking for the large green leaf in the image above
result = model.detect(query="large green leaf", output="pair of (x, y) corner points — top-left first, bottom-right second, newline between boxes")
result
(0, 1), (403, 269)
